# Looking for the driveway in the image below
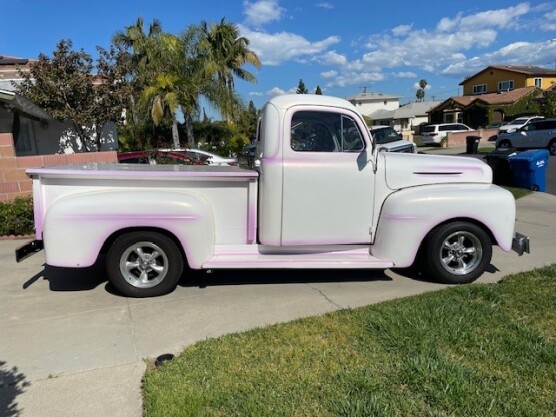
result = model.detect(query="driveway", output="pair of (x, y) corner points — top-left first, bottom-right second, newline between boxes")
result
(1, 193), (556, 417)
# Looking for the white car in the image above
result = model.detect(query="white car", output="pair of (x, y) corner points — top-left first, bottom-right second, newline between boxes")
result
(498, 116), (544, 134)
(369, 126), (416, 153)
(160, 148), (238, 166)
(420, 123), (473, 145)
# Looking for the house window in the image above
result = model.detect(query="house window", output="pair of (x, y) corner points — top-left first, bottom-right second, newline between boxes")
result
(472, 84), (487, 94)
(534, 78), (542, 88)
(498, 80), (514, 91)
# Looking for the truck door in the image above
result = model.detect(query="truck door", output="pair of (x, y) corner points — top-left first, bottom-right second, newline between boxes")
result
(281, 108), (375, 245)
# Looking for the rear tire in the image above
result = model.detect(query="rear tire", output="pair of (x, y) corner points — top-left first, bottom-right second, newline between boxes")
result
(106, 231), (184, 297)
(497, 140), (511, 150)
(424, 222), (492, 285)
(549, 139), (556, 156)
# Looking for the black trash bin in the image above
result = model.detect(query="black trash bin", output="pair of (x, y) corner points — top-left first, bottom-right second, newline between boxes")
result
(484, 148), (517, 186)
(466, 135), (481, 154)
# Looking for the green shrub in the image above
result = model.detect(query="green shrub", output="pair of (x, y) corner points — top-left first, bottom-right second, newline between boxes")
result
(0, 197), (34, 236)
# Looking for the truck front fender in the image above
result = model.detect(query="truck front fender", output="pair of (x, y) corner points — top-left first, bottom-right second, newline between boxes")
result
(371, 184), (515, 267)
(43, 189), (215, 268)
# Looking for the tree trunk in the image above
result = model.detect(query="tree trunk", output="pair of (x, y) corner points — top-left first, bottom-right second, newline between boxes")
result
(185, 113), (195, 147)
(172, 118), (180, 149)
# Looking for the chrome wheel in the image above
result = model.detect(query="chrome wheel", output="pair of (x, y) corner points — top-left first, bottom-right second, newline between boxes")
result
(439, 231), (482, 276)
(425, 222), (491, 284)
(119, 241), (169, 289)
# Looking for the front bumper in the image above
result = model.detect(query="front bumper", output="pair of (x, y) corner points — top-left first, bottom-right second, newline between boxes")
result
(512, 233), (530, 256)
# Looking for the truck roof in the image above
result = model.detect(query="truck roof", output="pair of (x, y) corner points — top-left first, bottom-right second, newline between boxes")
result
(267, 94), (359, 113)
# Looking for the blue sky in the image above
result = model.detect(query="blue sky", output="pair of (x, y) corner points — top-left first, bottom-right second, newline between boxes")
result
(2, 0), (556, 114)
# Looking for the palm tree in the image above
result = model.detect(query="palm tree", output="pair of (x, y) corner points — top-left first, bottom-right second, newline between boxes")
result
(141, 73), (181, 149)
(198, 18), (261, 119)
(112, 17), (163, 78)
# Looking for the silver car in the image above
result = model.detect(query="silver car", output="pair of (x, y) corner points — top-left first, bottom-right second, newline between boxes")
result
(369, 126), (416, 153)
(496, 119), (556, 155)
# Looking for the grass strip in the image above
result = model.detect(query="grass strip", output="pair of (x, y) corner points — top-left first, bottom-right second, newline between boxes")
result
(143, 266), (556, 417)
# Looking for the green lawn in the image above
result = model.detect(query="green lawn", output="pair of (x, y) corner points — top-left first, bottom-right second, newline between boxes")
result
(143, 266), (556, 417)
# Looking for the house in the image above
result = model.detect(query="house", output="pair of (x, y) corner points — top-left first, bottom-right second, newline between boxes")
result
(0, 55), (34, 91)
(428, 87), (540, 127)
(460, 65), (556, 95)
(368, 101), (442, 138)
(428, 65), (556, 128)
(346, 89), (400, 117)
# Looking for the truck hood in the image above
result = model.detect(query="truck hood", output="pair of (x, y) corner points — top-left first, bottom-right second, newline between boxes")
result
(381, 152), (492, 190)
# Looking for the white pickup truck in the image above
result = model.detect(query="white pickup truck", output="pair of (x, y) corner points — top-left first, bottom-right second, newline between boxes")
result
(17, 94), (529, 297)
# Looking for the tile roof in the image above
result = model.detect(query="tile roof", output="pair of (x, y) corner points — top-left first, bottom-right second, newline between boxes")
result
(428, 87), (538, 113)
(0, 55), (29, 65)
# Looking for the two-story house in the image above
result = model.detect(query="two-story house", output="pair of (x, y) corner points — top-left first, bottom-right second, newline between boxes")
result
(429, 65), (556, 128)
(461, 65), (556, 95)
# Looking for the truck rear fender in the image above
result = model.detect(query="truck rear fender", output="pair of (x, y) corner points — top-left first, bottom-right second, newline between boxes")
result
(43, 190), (215, 268)
(371, 184), (515, 267)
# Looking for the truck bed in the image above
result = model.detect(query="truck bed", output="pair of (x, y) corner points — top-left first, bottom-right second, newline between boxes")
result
(28, 163), (259, 246)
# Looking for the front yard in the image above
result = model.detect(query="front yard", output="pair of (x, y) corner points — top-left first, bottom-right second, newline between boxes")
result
(143, 266), (556, 417)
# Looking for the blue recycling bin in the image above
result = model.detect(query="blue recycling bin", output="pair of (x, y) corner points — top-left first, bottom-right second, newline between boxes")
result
(508, 149), (549, 191)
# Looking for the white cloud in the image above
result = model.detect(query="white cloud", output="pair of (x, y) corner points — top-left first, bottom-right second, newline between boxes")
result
(267, 87), (287, 96)
(321, 70), (338, 79)
(541, 8), (556, 31)
(249, 91), (264, 97)
(314, 50), (347, 66)
(316, 2), (334, 9)
(441, 40), (556, 77)
(392, 24), (413, 36)
(394, 71), (417, 78)
(243, 0), (285, 26)
(239, 24), (340, 65)
(326, 71), (384, 88)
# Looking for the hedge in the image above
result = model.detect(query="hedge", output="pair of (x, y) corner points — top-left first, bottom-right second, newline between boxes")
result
(0, 197), (34, 236)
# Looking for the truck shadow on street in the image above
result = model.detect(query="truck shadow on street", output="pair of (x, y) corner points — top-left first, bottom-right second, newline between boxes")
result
(23, 256), (108, 293)
(24, 260), (498, 296)
(180, 268), (393, 289)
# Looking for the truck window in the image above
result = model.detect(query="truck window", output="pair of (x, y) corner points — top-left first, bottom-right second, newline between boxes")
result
(290, 111), (364, 152)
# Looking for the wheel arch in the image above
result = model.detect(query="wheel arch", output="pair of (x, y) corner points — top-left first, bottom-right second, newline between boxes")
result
(101, 226), (188, 263)
(372, 184), (515, 267)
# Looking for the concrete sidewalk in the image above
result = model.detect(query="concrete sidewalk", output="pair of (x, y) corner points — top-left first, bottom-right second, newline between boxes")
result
(1, 192), (555, 417)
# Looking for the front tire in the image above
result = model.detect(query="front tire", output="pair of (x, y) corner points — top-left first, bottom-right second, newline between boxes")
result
(424, 222), (492, 285)
(106, 231), (184, 297)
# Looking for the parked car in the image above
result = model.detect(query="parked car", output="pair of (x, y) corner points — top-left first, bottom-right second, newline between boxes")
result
(420, 123), (473, 145)
(498, 116), (544, 134)
(118, 150), (199, 165)
(496, 118), (556, 155)
(369, 126), (416, 153)
(162, 148), (238, 166)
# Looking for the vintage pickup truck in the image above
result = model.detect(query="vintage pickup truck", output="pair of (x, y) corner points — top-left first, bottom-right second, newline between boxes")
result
(17, 94), (529, 297)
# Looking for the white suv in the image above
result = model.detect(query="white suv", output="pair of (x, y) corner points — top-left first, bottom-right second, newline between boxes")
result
(420, 123), (473, 145)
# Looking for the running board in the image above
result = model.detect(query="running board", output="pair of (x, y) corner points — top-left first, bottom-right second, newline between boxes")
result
(203, 246), (393, 269)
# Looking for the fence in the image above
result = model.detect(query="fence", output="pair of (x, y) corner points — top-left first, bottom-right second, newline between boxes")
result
(0, 133), (117, 202)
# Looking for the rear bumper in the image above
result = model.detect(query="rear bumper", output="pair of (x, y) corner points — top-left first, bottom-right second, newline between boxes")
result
(15, 240), (44, 263)
(512, 232), (530, 256)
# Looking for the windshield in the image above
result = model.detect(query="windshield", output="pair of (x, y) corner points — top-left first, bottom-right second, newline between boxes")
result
(371, 127), (403, 144)
(509, 118), (528, 125)
(421, 125), (435, 133)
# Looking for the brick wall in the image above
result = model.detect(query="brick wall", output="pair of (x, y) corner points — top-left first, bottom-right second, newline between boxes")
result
(0, 132), (118, 202)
